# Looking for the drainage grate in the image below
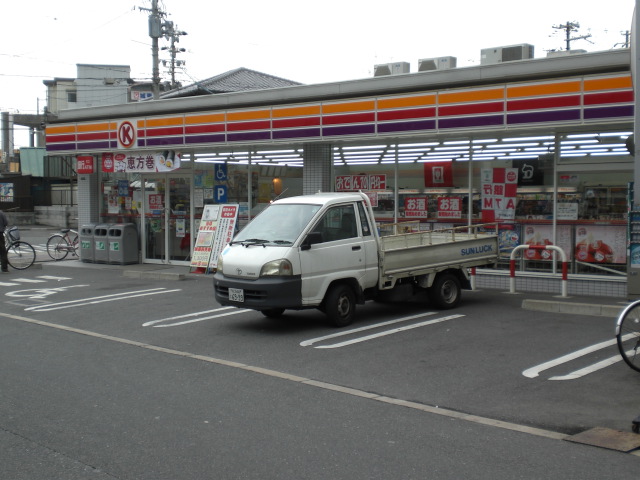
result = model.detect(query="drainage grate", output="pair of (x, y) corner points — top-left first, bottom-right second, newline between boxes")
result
(565, 427), (640, 453)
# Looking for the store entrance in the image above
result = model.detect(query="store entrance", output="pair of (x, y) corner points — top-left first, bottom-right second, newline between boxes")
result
(142, 174), (192, 265)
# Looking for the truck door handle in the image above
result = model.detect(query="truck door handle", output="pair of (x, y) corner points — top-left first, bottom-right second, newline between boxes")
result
(352, 246), (361, 251)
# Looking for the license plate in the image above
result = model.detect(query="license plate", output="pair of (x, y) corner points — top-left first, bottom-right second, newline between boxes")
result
(229, 288), (244, 302)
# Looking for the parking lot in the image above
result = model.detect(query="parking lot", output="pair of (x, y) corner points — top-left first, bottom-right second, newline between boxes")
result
(2, 235), (640, 478)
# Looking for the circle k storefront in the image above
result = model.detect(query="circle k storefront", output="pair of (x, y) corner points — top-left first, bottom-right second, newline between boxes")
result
(46, 49), (635, 297)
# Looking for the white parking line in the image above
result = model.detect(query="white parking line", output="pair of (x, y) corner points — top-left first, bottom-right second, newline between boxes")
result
(24, 288), (182, 312)
(0, 275), (72, 287)
(316, 314), (464, 349)
(549, 354), (625, 380)
(300, 312), (440, 347)
(143, 307), (252, 327)
(522, 334), (634, 380)
(301, 312), (464, 349)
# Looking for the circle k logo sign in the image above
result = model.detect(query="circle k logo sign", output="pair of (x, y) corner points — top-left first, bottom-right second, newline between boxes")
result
(117, 120), (136, 149)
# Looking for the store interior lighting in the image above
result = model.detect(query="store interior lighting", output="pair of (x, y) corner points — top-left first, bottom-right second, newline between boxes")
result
(188, 131), (631, 166)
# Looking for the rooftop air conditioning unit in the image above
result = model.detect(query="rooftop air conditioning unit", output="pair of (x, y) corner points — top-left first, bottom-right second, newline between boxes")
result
(418, 56), (457, 72)
(480, 44), (534, 65)
(374, 61), (410, 77)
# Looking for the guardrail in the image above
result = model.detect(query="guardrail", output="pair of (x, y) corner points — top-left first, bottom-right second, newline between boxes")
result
(509, 245), (568, 297)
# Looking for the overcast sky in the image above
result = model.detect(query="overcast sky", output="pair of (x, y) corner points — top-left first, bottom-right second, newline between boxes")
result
(2, 0), (636, 147)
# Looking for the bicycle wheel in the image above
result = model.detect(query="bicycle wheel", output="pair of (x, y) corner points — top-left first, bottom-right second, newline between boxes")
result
(70, 233), (79, 257)
(616, 301), (640, 372)
(46, 234), (69, 260)
(7, 241), (36, 270)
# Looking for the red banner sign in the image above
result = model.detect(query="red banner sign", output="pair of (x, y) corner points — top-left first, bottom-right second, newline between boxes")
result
(76, 155), (95, 174)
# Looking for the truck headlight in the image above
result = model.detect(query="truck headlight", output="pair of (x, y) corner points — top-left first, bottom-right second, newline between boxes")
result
(216, 253), (223, 272)
(260, 259), (293, 276)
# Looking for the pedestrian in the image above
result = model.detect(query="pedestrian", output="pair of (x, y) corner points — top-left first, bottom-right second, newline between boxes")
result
(0, 209), (8, 272)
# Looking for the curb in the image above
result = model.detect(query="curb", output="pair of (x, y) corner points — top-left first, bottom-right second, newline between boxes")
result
(123, 270), (187, 281)
(522, 299), (624, 318)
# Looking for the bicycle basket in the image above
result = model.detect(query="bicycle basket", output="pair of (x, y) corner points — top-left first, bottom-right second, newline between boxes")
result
(7, 226), (20, 242)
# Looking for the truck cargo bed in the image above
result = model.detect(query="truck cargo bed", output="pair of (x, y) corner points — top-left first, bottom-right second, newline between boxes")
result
(379, 224), (499, 281)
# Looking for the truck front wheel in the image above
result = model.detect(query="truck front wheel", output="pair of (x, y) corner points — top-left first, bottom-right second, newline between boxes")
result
(261, 308), (285, 318)
(428, 273), (461, 309)
(324, 284), (356, 327)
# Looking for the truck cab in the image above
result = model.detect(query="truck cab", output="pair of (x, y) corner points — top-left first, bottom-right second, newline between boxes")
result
(214, 192), (379, 326)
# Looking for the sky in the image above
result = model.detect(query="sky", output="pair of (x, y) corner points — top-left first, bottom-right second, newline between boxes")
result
(2, 0), (636, 147)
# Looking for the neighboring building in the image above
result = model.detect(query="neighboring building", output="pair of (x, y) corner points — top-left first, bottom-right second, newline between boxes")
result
(43, 64), (132, 114)
(160, 67), (302, 99)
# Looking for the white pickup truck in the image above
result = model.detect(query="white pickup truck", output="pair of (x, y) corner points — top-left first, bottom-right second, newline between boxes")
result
(214, 192), (498, 326)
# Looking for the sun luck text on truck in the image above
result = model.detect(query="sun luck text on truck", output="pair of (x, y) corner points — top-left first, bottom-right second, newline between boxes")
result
(460, 244), (494, 256)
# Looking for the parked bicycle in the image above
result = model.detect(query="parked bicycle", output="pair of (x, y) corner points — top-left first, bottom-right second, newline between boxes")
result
(3, 226), (36, 270)
(615, 300), (640, 373)
(46, 228), (79, 261)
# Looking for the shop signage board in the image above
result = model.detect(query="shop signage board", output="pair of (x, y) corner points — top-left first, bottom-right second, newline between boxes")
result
(101, 151), (181, 173)
(336, 174), (386, 191)
(481, 168), (518, 222)
(189, 204), (238, 274)
(76, 155), (95, 174)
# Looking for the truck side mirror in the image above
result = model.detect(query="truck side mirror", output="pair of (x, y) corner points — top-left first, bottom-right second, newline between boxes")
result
(301, 231), (323, 250)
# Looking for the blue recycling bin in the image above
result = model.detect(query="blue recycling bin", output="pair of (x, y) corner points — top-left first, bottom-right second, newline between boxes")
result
(79, 224), (96, 263)
(93, 224), (110, 264)
(107, 223), (139, 265)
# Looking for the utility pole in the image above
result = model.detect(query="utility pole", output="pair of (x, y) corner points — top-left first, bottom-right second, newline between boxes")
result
(615, 30), (631, 49)
(161, 24), (187, 89)
(552, 21), (592, 51)
(148, 0), (162, 99)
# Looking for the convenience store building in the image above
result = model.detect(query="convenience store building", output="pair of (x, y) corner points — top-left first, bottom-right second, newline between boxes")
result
(45, 49), (635, 297)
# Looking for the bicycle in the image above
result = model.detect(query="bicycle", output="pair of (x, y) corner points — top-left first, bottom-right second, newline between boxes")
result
(46, 228), (79, 261)
(615, 299), (640, 374)
(3, 226), (36, 270)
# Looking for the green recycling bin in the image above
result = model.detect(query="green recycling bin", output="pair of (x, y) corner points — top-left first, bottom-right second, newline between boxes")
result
(79, 224), (97, 263)
(107, 223), (139, 265)
(93, 224), (110, 264)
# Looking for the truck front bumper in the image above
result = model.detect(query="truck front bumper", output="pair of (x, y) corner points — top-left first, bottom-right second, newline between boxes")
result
(213, 273), (303, 310)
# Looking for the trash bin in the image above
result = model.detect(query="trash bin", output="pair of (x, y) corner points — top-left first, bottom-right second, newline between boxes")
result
(93, 224), (110, 264)
(79, 224), (96, 263)
(107, 223), (139, 265)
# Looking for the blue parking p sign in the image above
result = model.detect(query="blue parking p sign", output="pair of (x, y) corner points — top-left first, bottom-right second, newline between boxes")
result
(215, 185), (227, 203)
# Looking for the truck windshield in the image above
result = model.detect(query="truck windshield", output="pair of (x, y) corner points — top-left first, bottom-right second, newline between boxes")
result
(233, 203), (321, 245)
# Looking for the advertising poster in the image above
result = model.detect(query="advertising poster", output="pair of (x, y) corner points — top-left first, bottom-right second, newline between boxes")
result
(481, 168), (518, 222)
(522, 225), (573, 261)
(437, 197), (462, 219)
(208, 205), (239, 272)
(0, 182), (14, 202)
(424, 161), (453, 187)
(575, 225), (626, 264)
(404, 197), (428, 218)
(190, 205), (221, 270)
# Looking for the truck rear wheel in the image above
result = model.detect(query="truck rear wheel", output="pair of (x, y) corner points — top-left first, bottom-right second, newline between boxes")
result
(428, 273), (461, 309)
(324, 284), (356, 327)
